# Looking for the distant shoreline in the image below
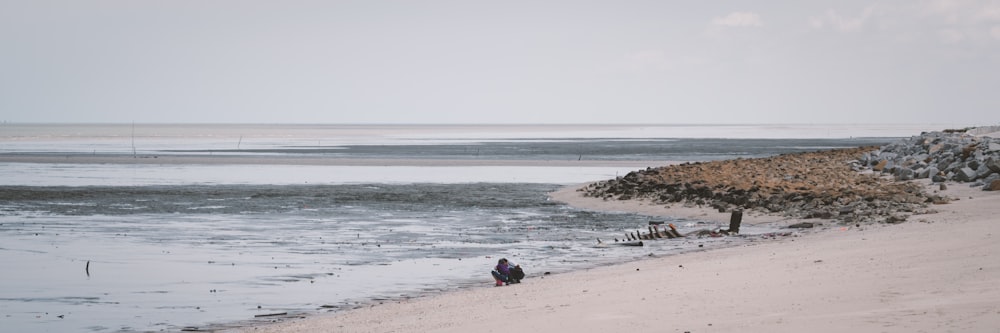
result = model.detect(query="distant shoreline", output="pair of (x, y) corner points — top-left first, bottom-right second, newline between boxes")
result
(0, 153), (669, 168)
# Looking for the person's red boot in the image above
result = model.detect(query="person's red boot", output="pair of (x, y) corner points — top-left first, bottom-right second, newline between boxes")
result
(495, 279), (504, 286)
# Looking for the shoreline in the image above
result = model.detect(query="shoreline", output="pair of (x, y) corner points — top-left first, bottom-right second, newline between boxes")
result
(228, 178), (1000, 333)
(0, 153), (675, 168)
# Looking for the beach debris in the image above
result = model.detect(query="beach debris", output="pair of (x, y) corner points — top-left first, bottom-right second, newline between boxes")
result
(85, 260), (90, 277)
(617, 222), (683, 244)
(254, 312), (288, 318)
(787, 222), (814, 229)
(885, 214), (908, 224)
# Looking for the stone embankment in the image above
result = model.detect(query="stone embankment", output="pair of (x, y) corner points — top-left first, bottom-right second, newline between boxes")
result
(581, 127), (1000, 224)
(863, 127), (1000, 191)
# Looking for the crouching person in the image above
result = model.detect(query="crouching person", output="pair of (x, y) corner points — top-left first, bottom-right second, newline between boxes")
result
(491, 258), (524, 286)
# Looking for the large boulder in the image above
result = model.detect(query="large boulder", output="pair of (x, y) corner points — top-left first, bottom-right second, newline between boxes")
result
(919, 166), (939, 179)
(977, 164), (994, 179)
(986, 157), (1000, 173)
(954, 167), (978, 182)
(985, 179), (1000, 191)
(989, 142), (1000, 152)
(932, 174), (947, 183)
(968, 159), (981, 170)
(937, 158), (954, 171)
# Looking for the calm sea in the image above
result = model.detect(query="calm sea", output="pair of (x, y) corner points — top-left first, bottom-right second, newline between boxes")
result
(0, 124), (940, 332)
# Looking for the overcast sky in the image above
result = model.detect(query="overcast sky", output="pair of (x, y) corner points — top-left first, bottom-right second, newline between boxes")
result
(2, 1), (999, 124)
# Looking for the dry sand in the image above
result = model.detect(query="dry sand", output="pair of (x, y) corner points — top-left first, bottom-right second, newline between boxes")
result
(231, 180), (1000, 333)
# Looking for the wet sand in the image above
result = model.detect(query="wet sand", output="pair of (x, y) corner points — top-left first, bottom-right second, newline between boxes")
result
(229, 180), (1000, 332)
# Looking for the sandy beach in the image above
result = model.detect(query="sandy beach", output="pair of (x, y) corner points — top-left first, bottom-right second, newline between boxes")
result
(229, 179), (1000, 333)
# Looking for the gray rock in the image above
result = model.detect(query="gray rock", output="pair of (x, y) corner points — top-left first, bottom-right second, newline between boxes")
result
(986, 179), (1000, 191)
(928, 143), (945, 154)
(955, 167), (978, 182)
(921, 166), (939, 179)
(932, 174), (948, 183)
(976, 164), (993, 179)
(937, 159), (954, 171)
(968, 159), (981, 170)
(947, 161), (965, 172)
(896, 168), (915, 181)
(986, 157), (1000, 173)
(985, 173), (1000, 183)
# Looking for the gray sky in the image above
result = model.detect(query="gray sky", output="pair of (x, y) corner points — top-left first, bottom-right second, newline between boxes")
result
(2, 0), (999, 124)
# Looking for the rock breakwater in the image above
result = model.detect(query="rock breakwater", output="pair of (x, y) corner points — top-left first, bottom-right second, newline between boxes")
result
(861, 128), (1000, 191)
(581, 128), (999, 225)
(581, 147), (935, 224)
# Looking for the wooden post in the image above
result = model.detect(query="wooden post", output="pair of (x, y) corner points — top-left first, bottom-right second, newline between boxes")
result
(729, 210), (743, 234)
(666, 224), (680, 238)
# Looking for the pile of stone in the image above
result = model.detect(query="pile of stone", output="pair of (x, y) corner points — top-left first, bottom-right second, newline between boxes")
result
(581, 127), (1000, 224)
(581, 147), (938, 224)
(859, 127), (1000, 191)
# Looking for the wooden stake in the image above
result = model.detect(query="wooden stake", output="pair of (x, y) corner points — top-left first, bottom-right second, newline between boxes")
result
(668, 224), (683, 238)
(728, 210), (743, 234)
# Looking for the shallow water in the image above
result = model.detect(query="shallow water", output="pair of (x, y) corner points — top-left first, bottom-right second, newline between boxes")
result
(0, 124), (928, 332)
(2, 183), (748, 332)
